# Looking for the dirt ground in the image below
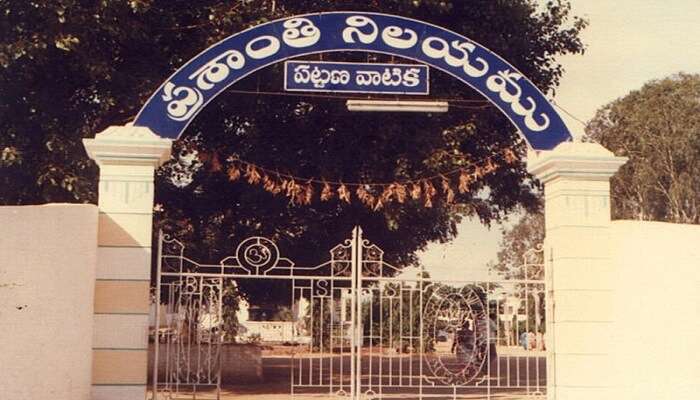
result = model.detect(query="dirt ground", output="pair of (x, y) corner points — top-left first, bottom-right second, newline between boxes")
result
(149, 349), (546, 399)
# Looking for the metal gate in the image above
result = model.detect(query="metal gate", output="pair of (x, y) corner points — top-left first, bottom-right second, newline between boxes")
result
(151, 227), (546, 399)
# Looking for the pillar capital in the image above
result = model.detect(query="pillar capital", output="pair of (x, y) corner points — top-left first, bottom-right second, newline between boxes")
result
(83, 124), (172, 215)
(527, 141), (628, 184)
(83, 124), (172, 168)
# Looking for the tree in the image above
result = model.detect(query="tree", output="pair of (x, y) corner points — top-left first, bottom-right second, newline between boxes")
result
(586, 73), (700, 224)
(488, 211), (545, 340)
(489, 211), (544, 280)
(1, 1), (587, 303)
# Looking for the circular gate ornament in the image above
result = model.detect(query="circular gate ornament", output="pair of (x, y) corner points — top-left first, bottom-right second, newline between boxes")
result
(235, 237), (280, 274)
(423, 285), (488, 385)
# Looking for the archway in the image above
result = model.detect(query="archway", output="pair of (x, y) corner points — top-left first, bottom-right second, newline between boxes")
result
(82, 11), (627, 400)
(134, 12), (571, 150)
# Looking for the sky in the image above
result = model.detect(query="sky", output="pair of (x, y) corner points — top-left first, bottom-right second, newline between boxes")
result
(416, 0), (700, 281)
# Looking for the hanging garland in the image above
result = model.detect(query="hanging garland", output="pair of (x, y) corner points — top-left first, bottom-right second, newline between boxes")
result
(202, 148), (519, 211)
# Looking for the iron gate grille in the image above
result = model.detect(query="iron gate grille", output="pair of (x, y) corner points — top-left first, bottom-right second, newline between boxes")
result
(151, 227), (546, 399)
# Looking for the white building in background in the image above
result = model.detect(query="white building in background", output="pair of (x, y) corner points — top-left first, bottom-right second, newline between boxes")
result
(235, 297), (311, 344)
(148, 296), (312, 344)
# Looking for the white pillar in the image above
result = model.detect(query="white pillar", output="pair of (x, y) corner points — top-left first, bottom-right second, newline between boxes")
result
(527, 142), (627, 400)
(83, 125), (171, 400)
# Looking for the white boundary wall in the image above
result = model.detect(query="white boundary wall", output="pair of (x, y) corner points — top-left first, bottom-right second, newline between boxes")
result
(1, 198), (699, 400)
(0, 204), (98, 400)
(611, 220), (700, 400)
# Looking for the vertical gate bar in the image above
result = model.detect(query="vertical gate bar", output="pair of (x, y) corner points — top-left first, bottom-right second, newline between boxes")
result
(513, 284), (519, 389)
(419, 265), (424, 400)
(329, 278), (335, 395)
(354, 226), (363, 400)
(299, 286), (305, 387)
(152, 230), (164, 400)
(379, 286), (383, 398)
(510, 292), (515, 388)
(350, 227), (357, 400)
(290, 280), (296, 399)
(498, 293), (503, 388)
(309, 285), (314, 386)
(525, 281), (530, 393)
(207, 284), (213, 384)
(196, 277), (203, 390)
(368, 286), (373, 392)
(487, 282), (491, 400)
(408, 288), (413, 386)
(389, 293), (393, 387)
(535, 283), (542, 394)
(165, 285), (174, 393)
(320, 296), (324, 385)
(349, 229), (357, 400)
(175, 275), (182, 393)
(217, 278), (223, 400)
(176, 249), (184, 395)
(338, 285), (344, 393)
(186, 289), (193, 390)
(399, 285), (403, 385)
(208, 280), (213, 387)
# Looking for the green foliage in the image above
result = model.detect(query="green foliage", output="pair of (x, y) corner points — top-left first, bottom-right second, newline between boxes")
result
(221, 281), (242, 343)
(586, 73), (700, 224)
(1, 1), (586, 302)
(304, 279), (497, 354)
(364, 282), (431, 352)
(489, 211), (544, 280)
(489, 211), (545, 336)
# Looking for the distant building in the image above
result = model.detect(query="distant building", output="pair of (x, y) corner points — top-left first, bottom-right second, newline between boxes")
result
(235, 298), (310, 344)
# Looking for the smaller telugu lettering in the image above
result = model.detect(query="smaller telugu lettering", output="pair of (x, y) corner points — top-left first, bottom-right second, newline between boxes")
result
(284, 61), (429, 95)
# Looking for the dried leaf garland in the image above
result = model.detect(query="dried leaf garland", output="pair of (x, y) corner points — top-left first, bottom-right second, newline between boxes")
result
(380, 185), (393, 203)
(244, 164), (262, 185)
(283, 180), (309, 205)
(262, 174), (282, 194)
(503, 148), (517, 164)
(356, 185), (375, 208)
(227, 165), (242, 182)
(473, 165), (484, 179)
(458, 170), (471, 193)
(483, 159), (497, 174)
(338, 184), (351, 204)
(320, 182), (334, 201)
(302, 181), (314, 205)
(209, 152), (222, 172)
(285, 179), (301, 198)
(422, 180), (437, 208)
(394, 183), (407, 203)
(373, 198), (384, 211)
(223, 153), (521, 209)
(410, 183), (422, 200)
(441, 176), (455, 204)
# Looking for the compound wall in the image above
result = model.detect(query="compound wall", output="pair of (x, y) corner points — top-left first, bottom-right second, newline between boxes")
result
(0, 204), (98, 400)
(611, 220), (700, 400)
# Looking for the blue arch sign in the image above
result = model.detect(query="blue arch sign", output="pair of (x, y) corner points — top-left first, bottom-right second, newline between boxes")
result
(134, 12), (572, 150)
